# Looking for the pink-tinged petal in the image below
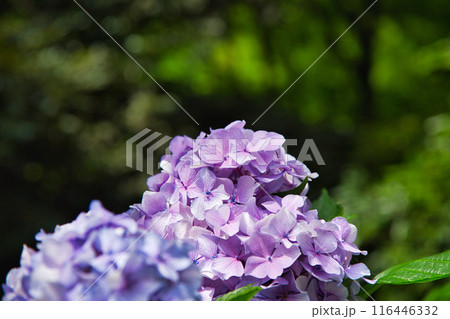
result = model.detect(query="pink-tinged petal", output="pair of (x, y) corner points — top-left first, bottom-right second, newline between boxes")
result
(195, 168), (216, 191)
(272, 245), (301, 268)
(196, 235), (218, 258)
(186, 185), (204, 199)
(235, 151), (256, 165)
(169, 135), (193, 157)
(189, 226), (213, 239)
(225, 120), (246, 130)
(222, 216), (241, 237)
(308, 253), (322, 267)
(281, 195), (305, 213)
(146, 211), (172, 236)
(244, 256), (283, 279)
(246, 233), (275, 257)
(235, 176), (257, 204)
(160, 182), (180, 205)
(204, 198), (226, 214)
(211, 184), (230, 201)
(177, 163), (196, 185)
(246, 131), (270, 152)
(239, 212), (256, 236)
(245, 197), (265, 219)
(261, 200), (282, 213)
(190, 198), (207, 220)
(197, 258), (215, 279)
(272, 209), (298, 235)
(212, 257), (244, 280)
(199, 287), (215, 301)
(253, 131), (285, 151)
(345, 263), (370, 280)
(281, 238), (293, 248)
(172, 220), (192, 239)
(258, 213), (276, 232)
(288, 226), (301, 242)
(204, 205), (230, 230)
(142, 191), (167, 215)
(217, 236), (241, 257)
(198, 138), (225, 164)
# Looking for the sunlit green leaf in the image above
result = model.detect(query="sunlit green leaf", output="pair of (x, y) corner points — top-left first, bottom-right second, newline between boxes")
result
(375, 250), (450, 285)
(215, 284), (262, 301)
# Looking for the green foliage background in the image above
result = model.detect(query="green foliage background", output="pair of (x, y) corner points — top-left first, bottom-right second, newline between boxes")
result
(0, 0), (448, 300)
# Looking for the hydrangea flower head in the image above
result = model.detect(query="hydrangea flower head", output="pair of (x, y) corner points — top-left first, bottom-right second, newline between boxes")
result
(128, 120), (372, 300)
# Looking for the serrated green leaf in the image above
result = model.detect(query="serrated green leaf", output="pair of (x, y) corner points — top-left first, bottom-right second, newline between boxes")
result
(311, 189), (344, 221)
(215, 284), (262, 301)
(375, 250), (450, 285)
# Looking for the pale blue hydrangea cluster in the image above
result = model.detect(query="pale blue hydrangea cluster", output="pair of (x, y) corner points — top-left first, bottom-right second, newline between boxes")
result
(2, 201), (202, 301)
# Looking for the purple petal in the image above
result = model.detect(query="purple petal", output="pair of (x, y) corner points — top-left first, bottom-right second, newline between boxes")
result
(204, 205), (230, 230)
(245, 233), (275, 258)
(244, 256), (283, 279)
(195, 168), (216, 192)
(217, 236), (242, 257)
(314, 230), (338, 254)
(142, 191), (167, 216)
(211, 184), (230, 201)
(272, 244), (301, 268)
(235, 176), (256, 204)
(345, 263), (371, 280)
(212, 257), (244, 280)
(190, 198), (207, 220)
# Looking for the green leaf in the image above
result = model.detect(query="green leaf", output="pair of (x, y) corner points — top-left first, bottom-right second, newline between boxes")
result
(296, 175), (309, 194)
(311, 189), (344, 221)
(360, 250), (450, 300)
(215, 284), (262, 301)
(274, 175), (309, 197)
(375, 250), (450, 285)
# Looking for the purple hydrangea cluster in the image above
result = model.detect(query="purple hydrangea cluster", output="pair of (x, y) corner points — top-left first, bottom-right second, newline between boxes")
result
(128, 120), (372, 300)
(2, 201), (202, 301)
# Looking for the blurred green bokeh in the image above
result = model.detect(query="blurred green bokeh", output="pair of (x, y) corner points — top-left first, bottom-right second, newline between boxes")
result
(0, 0), (448, 300)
